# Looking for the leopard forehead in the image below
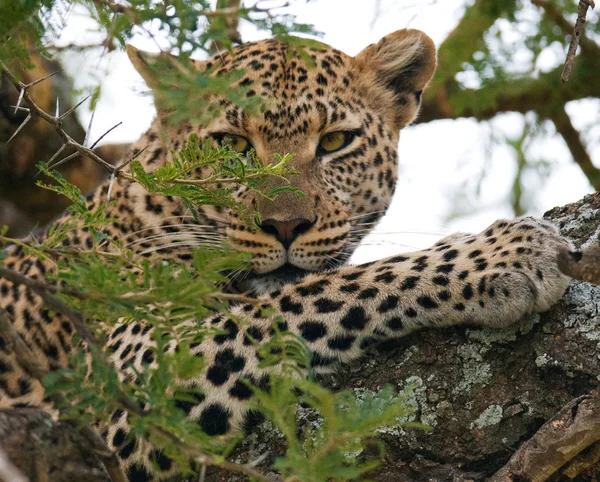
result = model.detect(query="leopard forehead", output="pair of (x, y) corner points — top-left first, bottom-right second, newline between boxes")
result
(204, 41), (368, 139)
(126, 32), (436, 283)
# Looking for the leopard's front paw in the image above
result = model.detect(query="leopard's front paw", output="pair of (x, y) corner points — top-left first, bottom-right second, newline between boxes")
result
(477, 216), (574, 313)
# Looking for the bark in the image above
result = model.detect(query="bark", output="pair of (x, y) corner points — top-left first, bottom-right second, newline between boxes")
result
(0, 409), (110, 482)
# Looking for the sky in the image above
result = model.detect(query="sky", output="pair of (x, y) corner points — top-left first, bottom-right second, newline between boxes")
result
(53, 0), (597, 264)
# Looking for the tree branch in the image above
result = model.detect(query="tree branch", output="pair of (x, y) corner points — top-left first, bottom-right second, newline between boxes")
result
(489, 393), (600, 482)
(549, 106), (600, 190)
(561, 0), (596, 83)
(531, 0), (599, 59)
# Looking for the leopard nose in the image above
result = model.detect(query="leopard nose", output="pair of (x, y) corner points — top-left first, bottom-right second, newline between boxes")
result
(260, 217), (315, 249)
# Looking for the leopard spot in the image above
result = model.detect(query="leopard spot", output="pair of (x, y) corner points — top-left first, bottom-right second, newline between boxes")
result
(298, 321), (328, 341)
(199, 403), (231, 435)
(340, 306), (369, 330)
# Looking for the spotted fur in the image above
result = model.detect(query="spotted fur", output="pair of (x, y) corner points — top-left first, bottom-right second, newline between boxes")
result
(0, 29), (574, 480)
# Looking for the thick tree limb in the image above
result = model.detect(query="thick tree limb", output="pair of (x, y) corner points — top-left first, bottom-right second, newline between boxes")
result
(488, 394), (600, 482)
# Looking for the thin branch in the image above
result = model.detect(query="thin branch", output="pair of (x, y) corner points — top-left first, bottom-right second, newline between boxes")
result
(531, 0), (599, 57)
(561, 0), (596, 83)
(0, 59), (128, 177)
(0, 266), (86, 300)
(209, 0), (243, 54)
(549, 107), (600, 191)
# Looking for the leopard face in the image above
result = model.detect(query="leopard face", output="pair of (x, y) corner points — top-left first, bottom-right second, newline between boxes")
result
(125, 30), (436, 294)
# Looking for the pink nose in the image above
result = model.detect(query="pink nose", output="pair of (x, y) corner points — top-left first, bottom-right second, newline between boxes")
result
(260, 218), (315, 249)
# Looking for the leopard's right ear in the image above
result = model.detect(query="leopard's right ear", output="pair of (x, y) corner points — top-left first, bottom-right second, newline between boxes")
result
(126, 45), (207, 90)
(355, 29), (436, 129)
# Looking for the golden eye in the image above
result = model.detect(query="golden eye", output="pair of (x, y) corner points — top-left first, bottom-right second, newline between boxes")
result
(214, 133), (250, 154)
(318, 131), (355, 154)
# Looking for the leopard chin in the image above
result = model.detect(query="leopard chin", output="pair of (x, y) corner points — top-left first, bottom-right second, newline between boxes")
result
(235, 264), (313, 296)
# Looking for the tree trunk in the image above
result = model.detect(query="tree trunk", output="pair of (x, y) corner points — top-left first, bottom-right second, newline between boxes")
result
(1, 192), (599, 482)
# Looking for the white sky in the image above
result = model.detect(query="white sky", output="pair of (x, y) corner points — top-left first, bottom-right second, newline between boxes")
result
(54, 0), (597, 263)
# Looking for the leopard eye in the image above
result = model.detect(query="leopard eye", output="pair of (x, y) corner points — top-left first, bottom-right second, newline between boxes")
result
(213, 133), (251, 154)
(318, 131), (355, 154)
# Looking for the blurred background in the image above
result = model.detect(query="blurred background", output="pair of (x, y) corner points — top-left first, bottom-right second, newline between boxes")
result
(1, 0), (598, 263)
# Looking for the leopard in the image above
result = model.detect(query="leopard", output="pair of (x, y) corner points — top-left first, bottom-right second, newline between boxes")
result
(0, 28), (577, 481)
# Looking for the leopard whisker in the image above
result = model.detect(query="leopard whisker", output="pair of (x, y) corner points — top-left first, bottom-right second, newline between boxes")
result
(128, 222), (225, 237)
(140, 240), (223, 255)
(347, 210), (387, 221)
(128, 232), (225, 248)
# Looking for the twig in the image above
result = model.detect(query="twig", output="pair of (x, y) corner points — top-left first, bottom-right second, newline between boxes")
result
(488, 393), (600, 482)
(561, 0), (596, 83)
(0, 59), (129, 177)
(0, 266), (87, 300)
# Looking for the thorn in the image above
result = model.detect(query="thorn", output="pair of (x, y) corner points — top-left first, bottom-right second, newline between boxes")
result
(46, 145), (67, 168)
(25, 69), (63, 88)
(116, 146), (148, 172)
(84, 104), (98, 148)
(55, 97), (60, 117)
(49, 151), (79, 170)
(9, 105), (30, 113)
(59, 94), (91, 120)
(14, 89), (24, 114)
(89, 121), (123, 150)
(106, 173), (116, 203)
(6, 113), (31, 144)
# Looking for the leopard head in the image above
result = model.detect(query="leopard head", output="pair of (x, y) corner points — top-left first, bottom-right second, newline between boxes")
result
(126, 29), (436, 294)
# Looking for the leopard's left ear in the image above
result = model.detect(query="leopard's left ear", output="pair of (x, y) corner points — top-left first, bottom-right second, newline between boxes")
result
(355, 29), (436, 129)
(126, 45), (207, 90)
(126, 45), (207, 123)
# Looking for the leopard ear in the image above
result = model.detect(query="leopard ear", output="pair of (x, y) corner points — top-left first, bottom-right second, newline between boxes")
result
(126, 45), (207, 89)
(126, 45), (208, 124)
(355, 29), (436, 129)
(126, 45), (169, 89)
